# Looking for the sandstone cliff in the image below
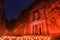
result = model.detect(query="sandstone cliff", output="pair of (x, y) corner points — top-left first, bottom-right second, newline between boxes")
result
(0, 0), (8, 36)
(12, 0), (60, 38)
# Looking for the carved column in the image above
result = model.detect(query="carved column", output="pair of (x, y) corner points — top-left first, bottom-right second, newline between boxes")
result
(29, 13), (33, 22)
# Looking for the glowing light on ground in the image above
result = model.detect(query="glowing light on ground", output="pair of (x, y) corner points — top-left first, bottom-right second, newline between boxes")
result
(0, 36), (51, 40)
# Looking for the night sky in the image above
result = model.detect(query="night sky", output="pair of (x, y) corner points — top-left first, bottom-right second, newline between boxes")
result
(3, 0), (34, 20)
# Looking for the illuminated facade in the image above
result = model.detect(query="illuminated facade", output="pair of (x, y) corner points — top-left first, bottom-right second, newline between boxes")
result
(23, 0), (60, 37)
(12, 0), (60, 38)
(0, 0), (60, 40)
